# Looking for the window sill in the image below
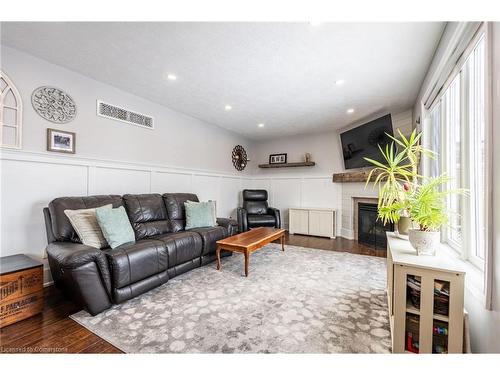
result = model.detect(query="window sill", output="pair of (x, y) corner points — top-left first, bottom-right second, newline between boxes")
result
(439, 242), (486, 305)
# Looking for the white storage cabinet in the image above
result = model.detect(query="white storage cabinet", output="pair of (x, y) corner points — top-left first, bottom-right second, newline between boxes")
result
(288, 207), (336, 239)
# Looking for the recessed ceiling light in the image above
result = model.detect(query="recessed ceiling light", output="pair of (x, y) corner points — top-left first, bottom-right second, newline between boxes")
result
(258, 123), (265, 128)
(225, 105), (232, 111)
(167, 74), (177, 81)
(347, 108), (355, 114)
(335, 80), (345, 86)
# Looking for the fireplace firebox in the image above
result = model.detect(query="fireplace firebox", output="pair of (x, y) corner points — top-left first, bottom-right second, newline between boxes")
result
(358, 203), (394, 249)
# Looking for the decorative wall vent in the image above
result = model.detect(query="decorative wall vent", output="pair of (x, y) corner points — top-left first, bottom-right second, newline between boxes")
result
(0, 70), (23, 149)
(97, 101), (154, 129)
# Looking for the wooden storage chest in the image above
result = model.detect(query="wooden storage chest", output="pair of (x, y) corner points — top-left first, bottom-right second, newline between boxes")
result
(0, 254), (44, 328)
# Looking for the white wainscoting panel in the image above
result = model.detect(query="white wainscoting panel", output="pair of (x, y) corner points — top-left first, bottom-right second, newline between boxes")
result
(192, 174), (220, 202)
(270, 178), (302, 227)
(151, 171), (193, 194)
(301, 178), (340, 209)
(92, 166), (151, 195)
(218, 177), (243, 219)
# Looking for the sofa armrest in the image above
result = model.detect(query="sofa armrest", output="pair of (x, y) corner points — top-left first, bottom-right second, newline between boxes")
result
(236, 207), (248, 233)
(267, 207), (281, 229)
(46, 242), (112, 315)
(216, 217), (238, 236)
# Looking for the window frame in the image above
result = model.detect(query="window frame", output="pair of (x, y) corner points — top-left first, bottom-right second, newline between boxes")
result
(424, 23), (492, 280)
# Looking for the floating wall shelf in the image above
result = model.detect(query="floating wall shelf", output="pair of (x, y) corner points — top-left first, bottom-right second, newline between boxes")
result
(258, 162), (316, 169)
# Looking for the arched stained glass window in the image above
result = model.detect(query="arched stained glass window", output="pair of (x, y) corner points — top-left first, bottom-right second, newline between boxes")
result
(0, 70), (22, 149)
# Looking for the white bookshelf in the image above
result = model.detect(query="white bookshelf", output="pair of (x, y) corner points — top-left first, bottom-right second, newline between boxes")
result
(386, 232), (465, 353)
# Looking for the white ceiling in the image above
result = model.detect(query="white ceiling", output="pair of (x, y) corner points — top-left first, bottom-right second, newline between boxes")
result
(1, 22), (444, 140)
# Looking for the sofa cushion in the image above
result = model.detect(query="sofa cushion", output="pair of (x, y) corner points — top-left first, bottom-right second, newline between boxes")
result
(96, 206), (136, 249)
(104, 239), (167, 289)
(185, 201), (216, 230)
(163, 193), (199, 232)
(152, 231), (202, 267)
(247, 214), (276, 227)
(189, 226), (228, 256)
(123, 194), (170, 240)
(64, 204), (112, 249)
(48, 195), (123, 242)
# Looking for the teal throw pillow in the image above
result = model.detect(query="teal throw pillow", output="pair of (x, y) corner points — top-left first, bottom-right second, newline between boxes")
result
(184, 201), (216, 230)
(95, 205), (135, 249)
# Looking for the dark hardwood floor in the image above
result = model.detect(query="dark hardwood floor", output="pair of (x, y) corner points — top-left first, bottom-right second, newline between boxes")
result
(285, 233), (387, 258)
(0, 234), (385, 354)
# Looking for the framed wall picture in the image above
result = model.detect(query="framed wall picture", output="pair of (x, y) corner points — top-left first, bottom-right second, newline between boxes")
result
(47, 128), (76, 154)
(269, 153), (287, 164)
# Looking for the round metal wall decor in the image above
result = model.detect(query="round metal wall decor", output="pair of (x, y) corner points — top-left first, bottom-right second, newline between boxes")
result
(31, 86), (77, 123)
(232, 145), (248, 171)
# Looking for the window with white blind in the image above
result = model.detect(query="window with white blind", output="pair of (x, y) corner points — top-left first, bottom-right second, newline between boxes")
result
(424, 29), (489, 270)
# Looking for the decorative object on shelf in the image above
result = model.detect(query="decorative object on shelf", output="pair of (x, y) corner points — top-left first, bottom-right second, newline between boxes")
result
(0, 70), (23, 149)
(396, 216), (412, 237)
(31, 86), (77, 123)
(231, 145), (249, 171)
(269, 153), (287, 164)
(304, 153), (312, 163)
(408, 229), (440, 255)
(364, 129), (466, 256)
(47, 128), (76, 154)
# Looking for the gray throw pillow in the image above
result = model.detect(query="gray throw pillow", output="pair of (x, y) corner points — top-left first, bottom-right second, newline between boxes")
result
(184, 201), (217, 230)
(95, 205), (135, 249)
(64, 204), (112, 249)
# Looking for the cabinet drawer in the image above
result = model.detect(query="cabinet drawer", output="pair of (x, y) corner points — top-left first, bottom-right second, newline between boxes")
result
(0, 290), (44, 328)
(0, 266), (43, 303)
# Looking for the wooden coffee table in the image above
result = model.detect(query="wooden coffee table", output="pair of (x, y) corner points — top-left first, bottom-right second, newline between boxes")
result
(216, 227), (286, 277)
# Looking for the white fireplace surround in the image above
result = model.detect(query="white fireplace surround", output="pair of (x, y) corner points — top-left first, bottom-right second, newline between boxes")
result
(340, 182), (378, 239)
(352, 197), (379, 241)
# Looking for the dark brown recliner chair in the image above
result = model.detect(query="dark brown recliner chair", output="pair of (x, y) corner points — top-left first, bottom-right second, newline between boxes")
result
(236, 189), (281, 233)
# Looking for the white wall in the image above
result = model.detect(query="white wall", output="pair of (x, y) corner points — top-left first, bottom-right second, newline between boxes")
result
(0, 45), (254, 283)
(251, 110), (412, 237)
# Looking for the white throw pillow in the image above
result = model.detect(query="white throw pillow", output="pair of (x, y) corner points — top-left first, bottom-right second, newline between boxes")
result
(64, 204), (112, 249)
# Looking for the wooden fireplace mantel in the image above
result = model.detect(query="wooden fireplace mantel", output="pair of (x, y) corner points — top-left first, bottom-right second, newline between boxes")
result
(332, 170), (382, 183)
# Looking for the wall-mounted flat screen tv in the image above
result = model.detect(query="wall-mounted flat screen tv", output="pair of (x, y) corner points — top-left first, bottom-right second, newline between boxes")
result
(340, 114), (394, 170)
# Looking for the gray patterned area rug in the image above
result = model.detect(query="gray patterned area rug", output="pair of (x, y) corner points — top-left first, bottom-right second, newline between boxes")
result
(71, 244), (391, 353)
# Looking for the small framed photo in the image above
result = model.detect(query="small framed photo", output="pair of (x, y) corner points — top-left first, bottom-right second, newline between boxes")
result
(269, 153), (287, 164)
(47, 128), (75, 154)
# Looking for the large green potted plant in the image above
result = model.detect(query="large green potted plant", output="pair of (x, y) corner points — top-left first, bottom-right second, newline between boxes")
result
(364, 129), (464, 255)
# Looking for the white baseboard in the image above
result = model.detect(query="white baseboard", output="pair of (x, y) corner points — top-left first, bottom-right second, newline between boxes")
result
(341, 228), (354, 240)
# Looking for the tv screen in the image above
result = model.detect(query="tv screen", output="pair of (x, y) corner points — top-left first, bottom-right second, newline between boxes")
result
(340, 114), (393, 170)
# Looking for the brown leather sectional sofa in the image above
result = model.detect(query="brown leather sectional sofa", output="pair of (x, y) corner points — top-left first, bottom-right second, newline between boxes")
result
(43, 193), (237, 315)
